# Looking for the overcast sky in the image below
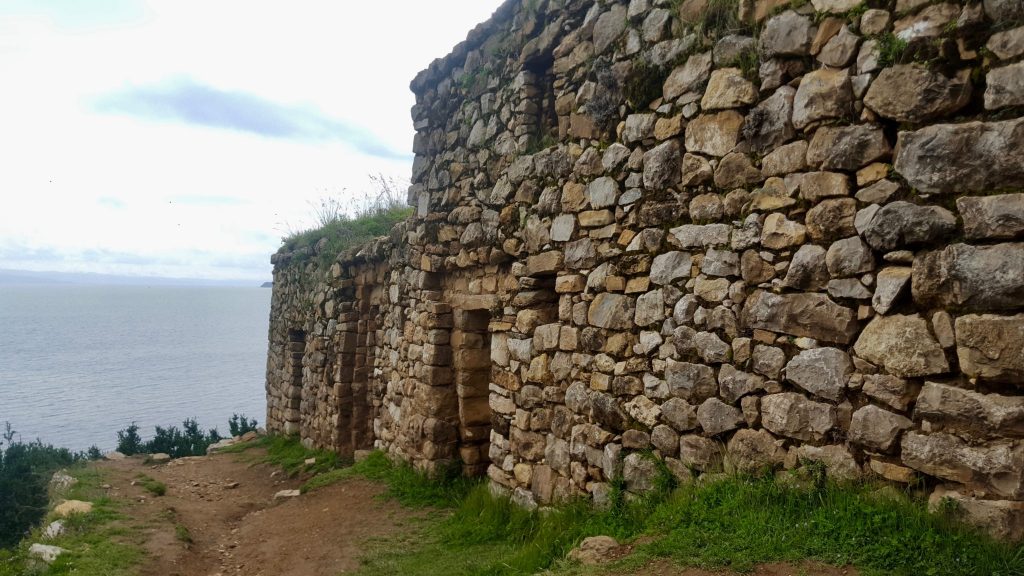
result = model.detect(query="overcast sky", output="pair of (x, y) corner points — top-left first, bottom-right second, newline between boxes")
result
(0, 0), (504, 282)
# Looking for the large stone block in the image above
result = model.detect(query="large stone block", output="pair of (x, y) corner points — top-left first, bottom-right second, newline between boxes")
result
(726, 428), (785, 474)
(916, 381), (1024, 439)
(740, 290), (858, 344)
(912, 243), (1024, 312)
(588, 293), (635, 330)
(848, 405), (912, 451)
(761, 392), (837, 443)
(929, 487), (1024, 542)
(893, 118), (1024, 195)
(860, 201), (956, 251)
(863, 64), (971, 122)
(901, 432), (1024, 499)
(665, 361), (718, 402)
(853, 314), (949, 377)
(784, 347), (852, 402)
(957, 194), (1024, 241)
(955, 314), (1024, 383)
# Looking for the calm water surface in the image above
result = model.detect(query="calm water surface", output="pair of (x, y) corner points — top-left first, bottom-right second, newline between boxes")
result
(0, 285), (270, 451)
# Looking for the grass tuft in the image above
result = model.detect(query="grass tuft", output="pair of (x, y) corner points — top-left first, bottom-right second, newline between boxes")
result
(134, 475), (166, 497)
(354, 471), (1024, 576)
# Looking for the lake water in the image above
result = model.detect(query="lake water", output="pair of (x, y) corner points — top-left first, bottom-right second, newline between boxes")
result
(0, 285), (271, 452)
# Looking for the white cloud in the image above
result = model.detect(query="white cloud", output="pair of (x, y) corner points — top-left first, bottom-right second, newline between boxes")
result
(0, 0), (505, 281)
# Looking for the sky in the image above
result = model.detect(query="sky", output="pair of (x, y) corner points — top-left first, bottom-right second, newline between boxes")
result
(0, 0), (505, 283)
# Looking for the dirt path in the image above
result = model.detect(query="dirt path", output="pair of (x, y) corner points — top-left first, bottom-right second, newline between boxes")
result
(92, 453), (855, 576)
(97, 452), (422, 576)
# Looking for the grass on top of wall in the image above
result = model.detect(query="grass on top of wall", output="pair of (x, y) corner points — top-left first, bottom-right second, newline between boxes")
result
(351, 459), (1024, 576)
(218, 434), (346, 476)
(280, 175), (413, 267)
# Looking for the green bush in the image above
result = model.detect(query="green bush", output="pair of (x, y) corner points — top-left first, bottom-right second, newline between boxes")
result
(0, 424), (85, 548)
(114, 419), (222, 459)
(228, 413), (258, 437)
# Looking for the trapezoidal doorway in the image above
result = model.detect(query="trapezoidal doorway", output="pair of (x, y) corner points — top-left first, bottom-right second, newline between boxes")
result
(452, 308), (493, 476)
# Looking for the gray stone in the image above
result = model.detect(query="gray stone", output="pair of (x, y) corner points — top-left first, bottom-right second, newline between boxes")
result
(727, 429), (785, 474)
(901, 432), (1024, 499)
(697, 397), (744, 436)
(860, 9), (891, 35)
(955, 314), (1024, 383)
(588, 293), (635, 330)
(602, 143), (632, 173)
(913, 243), (1024, 312)
(742, 86), (796, 154)
(670, 223), (731, 248)
(623, 114), (657, 144)
(550, 214), (576, 242)
(806, 125), (891, 171)
(680, 435), (722, 471)
(623, 452), (657, 493)
(626, 395), (662, 428)
(860, 201), (957, 251)
(635, 289), (666, 326)
(643, 140), (682, 190)
(685, 111), (743, 157)
(29, 544), (67, 564)
(761, 140), (808, 176)
(753, 344), (786, 379)
(928, 487), (1024, 542)
(761, 392), (837, 443)
(985, 0), (1024, 20)
(666, 361), (718, 402)
(759, 11), (814, 58)
(718, 364), (766, 404)
(958, 194), (1024, 241)
(793, 68), (852, 130)
(651, 424), (680, 455)
(713, 35), (755, 66)
(818, 25), (860, 68)
(588, 176), (620, 209)
(849, 405), (912, 451)
(785, 347), (853, 402)
(650, 251), (692, 285)
(663, 51), (713, 101)
(741, 290), (859, 344)
(593, 4), (628, 54)
(790, 444), (861, 480)
(661, 398), (699, 432)
(986, 62), (1024, 110)
(916, 381), (1024, 439)
(694, 331), (730, 363)
(782, 244), (828, 290)
(826, 237), (875, 278)
(872, 267), (912, 315)
(987, 26), (1024, 60)
(565, 238), (598, 269)
(864, 65), (971, 123)
(702, 248), (740, 277)
(893, 3), (959, 41)
(894, 118), (1024, 195)
(856, 179), (900, 204)
(827, 278), (872, 300)
(853, 314), (949, 377)
(863, 374), (916, 411)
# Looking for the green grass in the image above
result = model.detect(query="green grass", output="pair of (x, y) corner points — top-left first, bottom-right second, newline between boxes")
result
(134, 475), (166, 497)
(306, 451), (476, 507)
(174, 524), (192, 545)
(0, 466), (144, 576)
(221, 434), (346, 476)
(352, 468), (1024, 576)
(280, 187), (413, 268)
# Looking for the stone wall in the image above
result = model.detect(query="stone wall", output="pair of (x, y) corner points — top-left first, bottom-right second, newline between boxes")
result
(267, 0), (1024, 539)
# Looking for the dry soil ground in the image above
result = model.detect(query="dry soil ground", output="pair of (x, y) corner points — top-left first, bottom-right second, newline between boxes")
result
(96, 452), (855, 576)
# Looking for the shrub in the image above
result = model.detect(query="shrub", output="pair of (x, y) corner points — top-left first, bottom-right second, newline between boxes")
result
(115, 422), (144, 456)
(228, 413), (258, 437)
(0, 423), (84, 548)
(114, 418), (222, 459)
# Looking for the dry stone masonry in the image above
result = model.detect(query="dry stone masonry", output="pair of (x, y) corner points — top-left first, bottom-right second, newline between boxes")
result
(266, 0), (1024, 540)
